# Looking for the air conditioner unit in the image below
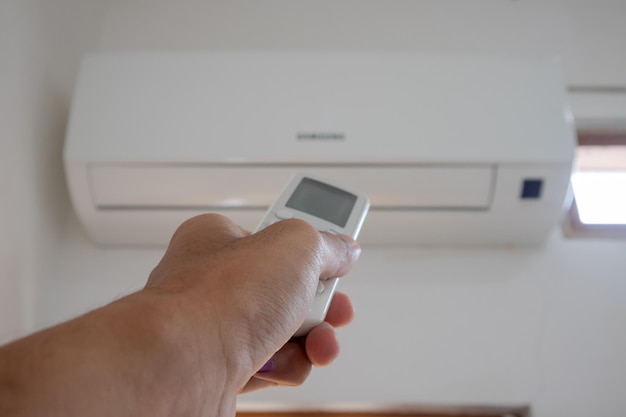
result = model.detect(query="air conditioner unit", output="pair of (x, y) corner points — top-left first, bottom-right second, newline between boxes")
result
(64, 52), (575, 246)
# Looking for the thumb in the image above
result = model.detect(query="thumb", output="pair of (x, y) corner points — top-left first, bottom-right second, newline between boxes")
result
(317, 231), (362, 280)
(251, 218), (361, 285)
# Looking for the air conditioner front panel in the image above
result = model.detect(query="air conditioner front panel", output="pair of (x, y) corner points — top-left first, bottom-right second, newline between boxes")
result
(89, 164), (495, 211)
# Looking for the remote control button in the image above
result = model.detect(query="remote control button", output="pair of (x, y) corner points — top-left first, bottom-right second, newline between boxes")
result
(275, 209), (294, 220)
(316, 281), (325, 294)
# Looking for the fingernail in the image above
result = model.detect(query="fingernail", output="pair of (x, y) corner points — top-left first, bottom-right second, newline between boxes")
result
(257, 356), (276, 373)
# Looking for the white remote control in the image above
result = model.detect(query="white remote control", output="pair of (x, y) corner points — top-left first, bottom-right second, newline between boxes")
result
(256, 173), (369, 337)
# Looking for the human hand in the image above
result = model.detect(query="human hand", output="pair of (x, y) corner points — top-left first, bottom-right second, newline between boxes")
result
(0, 213), (360, 417)
(145, 214), (361, 397)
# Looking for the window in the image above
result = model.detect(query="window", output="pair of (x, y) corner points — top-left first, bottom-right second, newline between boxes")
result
(567, 132), (626, 237)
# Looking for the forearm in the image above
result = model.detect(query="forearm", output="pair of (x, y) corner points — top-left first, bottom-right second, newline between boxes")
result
(0, 291), (235, 417)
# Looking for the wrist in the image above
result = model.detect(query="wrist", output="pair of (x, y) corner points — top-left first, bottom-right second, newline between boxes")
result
(130, 288), (246, 415)
(104, 289), (235, 416)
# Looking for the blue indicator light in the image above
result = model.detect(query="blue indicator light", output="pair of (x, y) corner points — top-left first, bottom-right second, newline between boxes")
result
(521, 179), (543, 199)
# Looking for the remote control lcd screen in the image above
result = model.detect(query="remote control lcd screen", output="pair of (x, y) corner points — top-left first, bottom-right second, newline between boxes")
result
(286, 178), (357, 227)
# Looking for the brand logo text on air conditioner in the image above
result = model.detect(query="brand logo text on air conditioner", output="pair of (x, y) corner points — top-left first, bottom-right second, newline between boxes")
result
(297, 132), (346, 141)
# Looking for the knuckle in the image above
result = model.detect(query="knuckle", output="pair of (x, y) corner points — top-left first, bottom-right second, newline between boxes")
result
(174, 214), (212, 235)
(279, 218), (323, 247)
(275, 219), (326, 268)
(173, 213), (246, 240)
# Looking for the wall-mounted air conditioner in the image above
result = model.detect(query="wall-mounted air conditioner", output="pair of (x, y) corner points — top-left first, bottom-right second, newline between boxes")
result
(64, 52), (575, 246)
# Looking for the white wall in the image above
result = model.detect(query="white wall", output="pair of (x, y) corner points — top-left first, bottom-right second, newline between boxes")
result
(0, 0), (27, 341)
(0, 0), (105, 342)
(2, 1), (626, 416)
(96, 0), (626, 86)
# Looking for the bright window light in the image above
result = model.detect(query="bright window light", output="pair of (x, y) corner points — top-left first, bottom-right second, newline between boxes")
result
(571, 171), (626, 225)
